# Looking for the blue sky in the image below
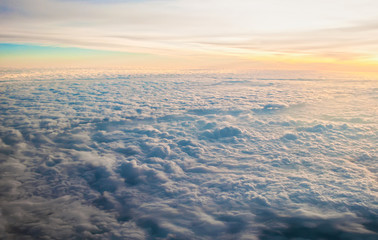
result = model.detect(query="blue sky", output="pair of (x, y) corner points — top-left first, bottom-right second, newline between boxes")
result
(0, 43), (115, 56)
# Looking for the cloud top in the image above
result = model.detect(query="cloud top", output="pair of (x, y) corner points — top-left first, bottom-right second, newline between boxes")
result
(0, 70), (377, 239)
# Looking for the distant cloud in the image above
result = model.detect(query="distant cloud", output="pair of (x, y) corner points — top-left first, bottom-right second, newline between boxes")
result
(1, 0), (378, 64)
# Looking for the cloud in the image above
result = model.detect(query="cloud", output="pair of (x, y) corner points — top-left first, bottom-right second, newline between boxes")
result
(258, 210), (378, 240)
(0, 69), (377, 239)
(1, 0), (378, 63)
(201, 126), (243, 139)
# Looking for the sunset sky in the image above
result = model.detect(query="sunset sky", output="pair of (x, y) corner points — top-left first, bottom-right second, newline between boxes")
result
(1, 0), (378, 72)
(1, 1), (378, 239)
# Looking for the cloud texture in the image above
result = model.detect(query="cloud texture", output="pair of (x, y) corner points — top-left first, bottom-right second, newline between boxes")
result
(0, 69), (377, 239)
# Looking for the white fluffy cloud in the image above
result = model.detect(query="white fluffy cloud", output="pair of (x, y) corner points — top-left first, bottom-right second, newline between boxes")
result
(0, 69), (377, 239)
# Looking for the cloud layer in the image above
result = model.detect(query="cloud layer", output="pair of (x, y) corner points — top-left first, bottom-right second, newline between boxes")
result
(0, 69), (377, 239)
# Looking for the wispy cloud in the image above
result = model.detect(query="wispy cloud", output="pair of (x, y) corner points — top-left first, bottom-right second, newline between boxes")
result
(1, 0), (378, 61)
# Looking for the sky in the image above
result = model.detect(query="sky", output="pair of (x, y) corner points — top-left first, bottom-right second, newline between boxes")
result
(1, 0), (378, 73)
(0, 1), (377, 238)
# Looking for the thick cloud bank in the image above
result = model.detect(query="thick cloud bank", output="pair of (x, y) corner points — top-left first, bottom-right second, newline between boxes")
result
(0, 70), (377, 239)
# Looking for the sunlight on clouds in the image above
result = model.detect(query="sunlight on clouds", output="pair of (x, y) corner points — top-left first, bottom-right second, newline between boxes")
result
(1, 2), (377, 238)
(0, 0), (378, 71)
